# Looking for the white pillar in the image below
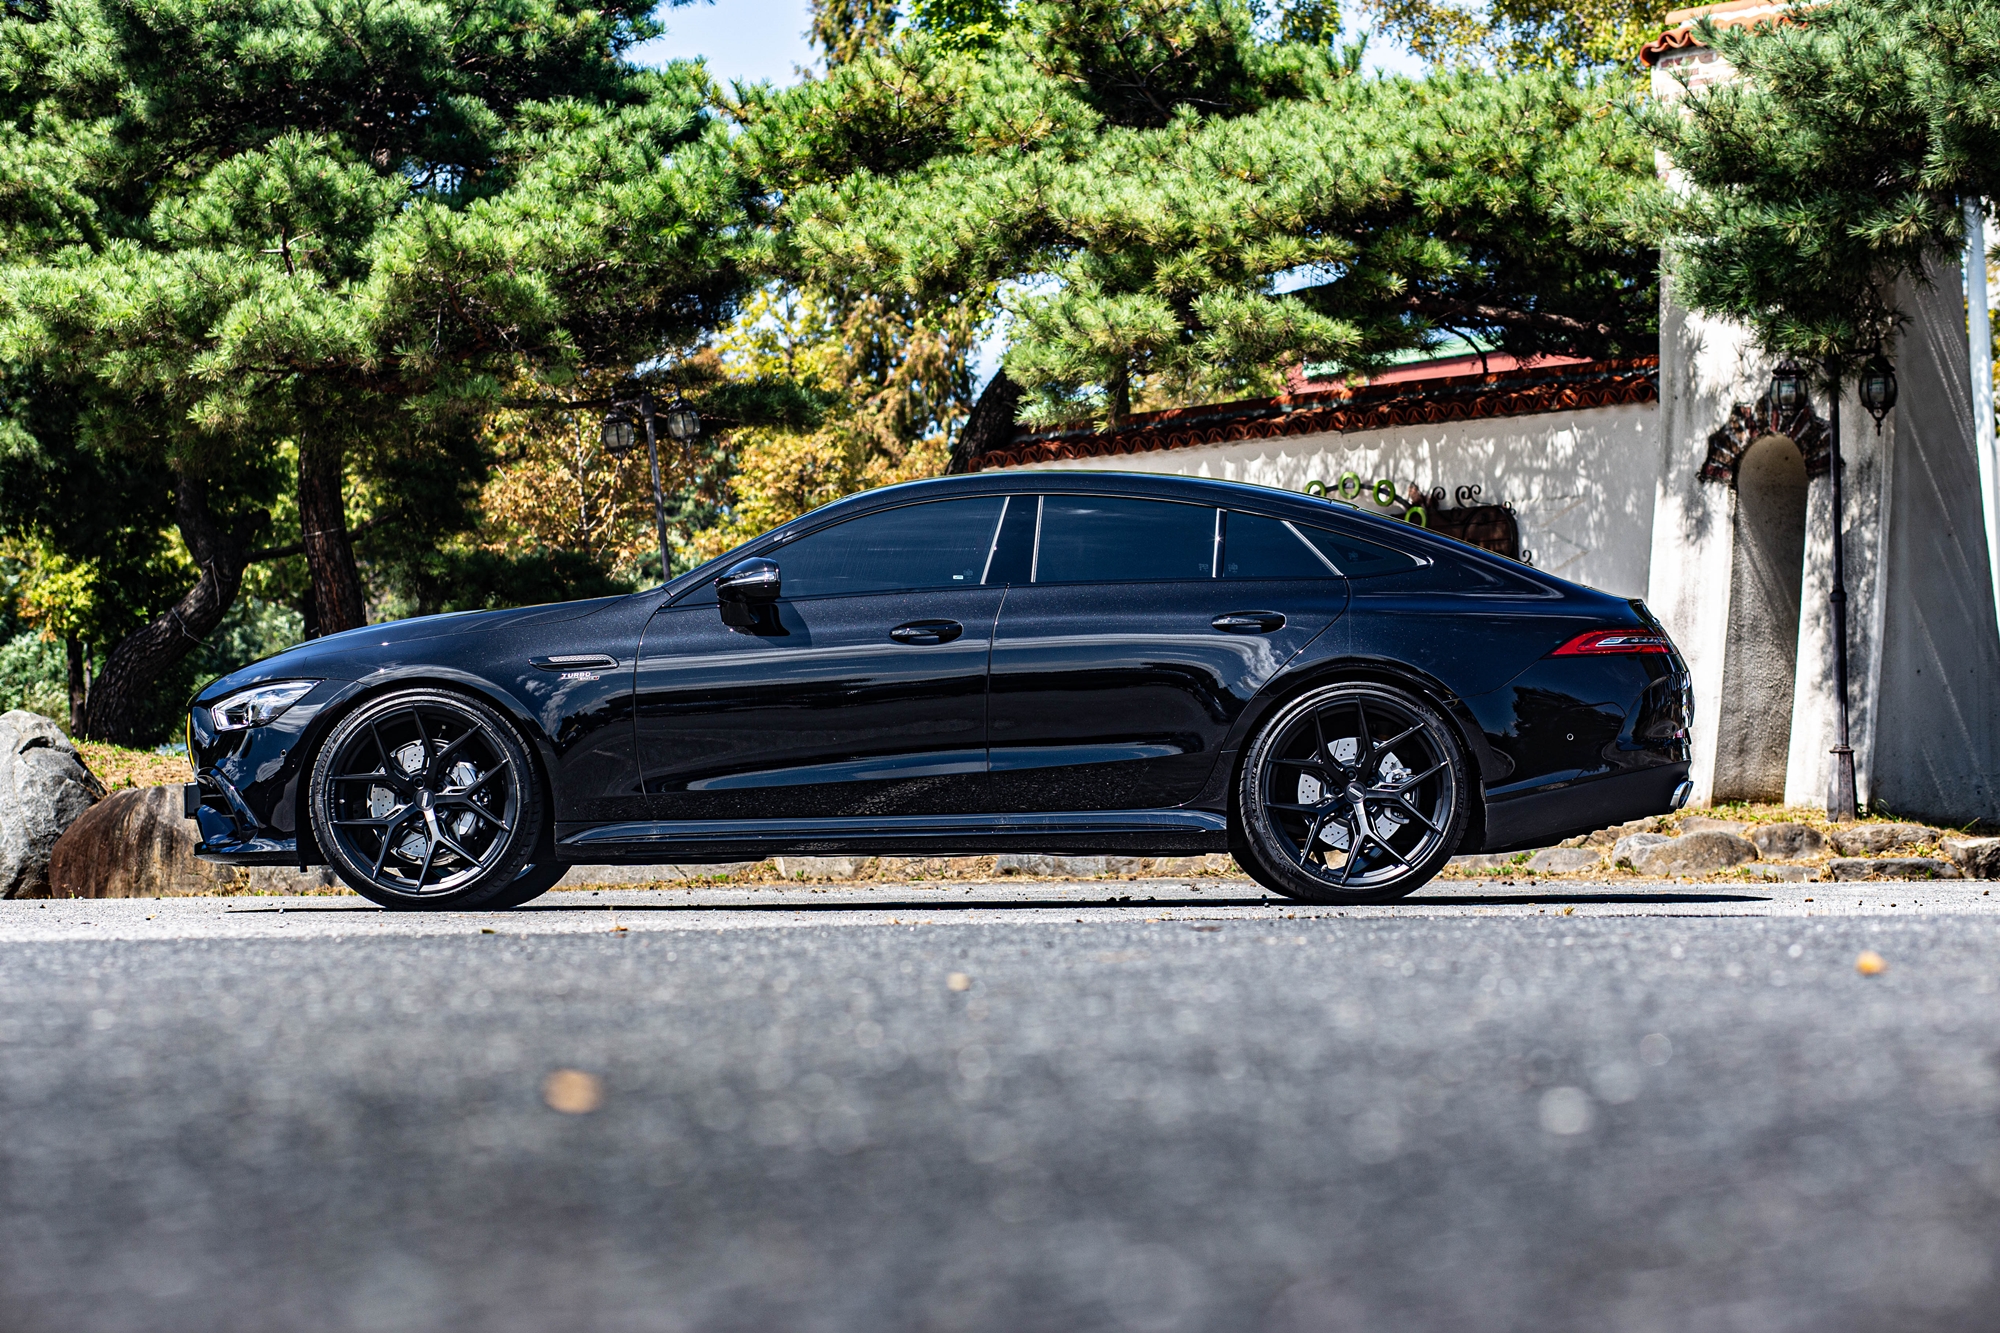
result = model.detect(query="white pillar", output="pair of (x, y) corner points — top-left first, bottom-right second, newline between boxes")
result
(1968, 200), (2000, 641)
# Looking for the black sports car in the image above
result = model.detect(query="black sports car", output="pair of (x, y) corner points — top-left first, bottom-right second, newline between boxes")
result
(185, 471), (1692, 910)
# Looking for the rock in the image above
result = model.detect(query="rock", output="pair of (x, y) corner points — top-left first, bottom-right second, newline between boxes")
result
(1747, 822), (1825, 859)
(1448, 851), (1528, 871)
(1678, 816), (1748, 836)
(1582, 818), (1665, 849)
(47, 785), (240, 898)
(554, 862), (761, 885)
(994, 854), (1139, 878)
(0, 711), (104, 899)
(1745, 863), (1816, 882)
(1149, 854), (1244, 877)
(1826, 857), (1959, 881)
(1941, 836), (2000, 880)
(1612, 832), (1673, 866)
(774, 856), (864, 880)
(1831, 823), (1940, 856)
(1527, 847), (1603, 873)
(1629, 831), (1759, 876)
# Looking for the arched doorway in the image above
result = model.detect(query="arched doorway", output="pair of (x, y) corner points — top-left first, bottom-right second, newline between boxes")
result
(1713, 434), (1809, 802)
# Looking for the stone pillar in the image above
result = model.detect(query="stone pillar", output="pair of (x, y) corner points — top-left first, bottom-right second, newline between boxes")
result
(1855, 263), (2000, 822)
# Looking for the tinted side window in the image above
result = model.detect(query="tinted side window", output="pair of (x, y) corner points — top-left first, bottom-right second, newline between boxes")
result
(1033, 496), (1216, 584)
(1293, 522), (1424, 578)
(771, 497), (1008, 598)
(1221, 511), (1338, 578)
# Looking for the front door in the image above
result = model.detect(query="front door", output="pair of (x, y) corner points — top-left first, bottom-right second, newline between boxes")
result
(986, 498), (1351, 811)
(632, 496), (1010, 821)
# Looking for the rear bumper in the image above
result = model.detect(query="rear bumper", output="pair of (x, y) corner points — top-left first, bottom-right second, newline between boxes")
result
(1479, 762), (1692, 854)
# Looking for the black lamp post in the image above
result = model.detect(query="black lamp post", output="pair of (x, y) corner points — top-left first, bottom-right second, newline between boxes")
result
(1796, 353), (1891, 824)
(602, 391), (701, 585)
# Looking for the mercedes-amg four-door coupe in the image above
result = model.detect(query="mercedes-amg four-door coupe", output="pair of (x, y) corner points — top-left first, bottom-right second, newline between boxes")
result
(184, 471), (1693, 910)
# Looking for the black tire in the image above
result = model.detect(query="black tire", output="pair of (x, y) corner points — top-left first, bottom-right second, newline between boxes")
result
(308, 689), (546, 911)
(1236, 681), (1469, 904)
(482, 860), (569, 910)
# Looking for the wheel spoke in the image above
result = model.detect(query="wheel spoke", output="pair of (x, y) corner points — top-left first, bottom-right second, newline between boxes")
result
(369, 809), (416, 878)
(433, 827), (491, 867)
(1372, 723), (1424, 762)
(1359, 827), (1413, 869)
(1391, 797), (1444, 834)
(1387, 759), (1449, 793)
(1311, 709), (1337, 774)
(1266, 800), (1329, 814)
(1294, 814), (1323, 866)
(437, 798), (507, 829)
(409, 709), (433, 778)
(412, 819), (438, 889)
(1351, 700), (1373, 763)
(430, 729), (480, 771)
(457, 758), (510, 795)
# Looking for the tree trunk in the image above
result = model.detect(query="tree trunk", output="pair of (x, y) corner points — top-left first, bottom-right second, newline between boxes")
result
(950, 369), (1023, 474)
(65, 636), (87, 736)
(298, 436), (366, 635)
(81, 473), (249, 745)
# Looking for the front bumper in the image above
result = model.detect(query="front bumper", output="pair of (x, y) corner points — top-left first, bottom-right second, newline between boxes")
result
(186, 679), (361, 865)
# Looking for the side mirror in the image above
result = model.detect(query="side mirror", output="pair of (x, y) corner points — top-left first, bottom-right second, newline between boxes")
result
(717, 557), (781, 629)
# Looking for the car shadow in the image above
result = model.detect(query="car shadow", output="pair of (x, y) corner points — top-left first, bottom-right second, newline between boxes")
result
(222, 889), (1768, 914)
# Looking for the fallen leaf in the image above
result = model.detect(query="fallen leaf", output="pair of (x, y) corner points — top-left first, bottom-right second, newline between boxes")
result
(1561, 906), (1575, 916)
(480, 928), (495, 934)
(947, 972), (972, 992)
(1856, 950), (1887, 976)
(542, 1069), (604, 1114)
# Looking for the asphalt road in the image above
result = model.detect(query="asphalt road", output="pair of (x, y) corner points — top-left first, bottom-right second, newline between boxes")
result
(5, 876), (2000, 1333)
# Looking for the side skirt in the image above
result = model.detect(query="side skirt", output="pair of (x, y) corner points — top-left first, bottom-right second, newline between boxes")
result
(554, 809), (1231, 864)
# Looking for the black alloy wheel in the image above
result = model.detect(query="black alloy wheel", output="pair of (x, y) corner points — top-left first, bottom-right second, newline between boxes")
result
(1237, 681), (1468, 904)
(309, 689), (545, 910)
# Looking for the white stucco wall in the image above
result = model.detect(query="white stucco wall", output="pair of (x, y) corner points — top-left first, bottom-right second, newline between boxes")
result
(1003, 400), (1660, 600)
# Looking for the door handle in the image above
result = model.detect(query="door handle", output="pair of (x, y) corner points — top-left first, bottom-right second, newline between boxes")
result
(890, 619), (964, 645)
(1211, 611), (1286, 634)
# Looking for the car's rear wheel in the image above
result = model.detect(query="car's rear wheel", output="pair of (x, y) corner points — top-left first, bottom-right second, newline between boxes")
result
(309, 689), (544, 911)
(1236, 681), (1468, 904)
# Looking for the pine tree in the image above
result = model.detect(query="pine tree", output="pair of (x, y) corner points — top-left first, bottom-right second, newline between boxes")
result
(0, 0), (757, 739)
(1639, 0), (2000, 377)
(745, 0), (1658, 435)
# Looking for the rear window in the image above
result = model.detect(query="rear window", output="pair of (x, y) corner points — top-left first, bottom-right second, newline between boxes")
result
(1292, 522), (1422, 578)
(1220, 512), (1337, 578)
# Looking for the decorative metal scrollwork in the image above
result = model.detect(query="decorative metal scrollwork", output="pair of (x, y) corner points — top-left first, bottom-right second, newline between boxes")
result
(1700, 393), (1830, 486)
(1301, 475), (1525, 562)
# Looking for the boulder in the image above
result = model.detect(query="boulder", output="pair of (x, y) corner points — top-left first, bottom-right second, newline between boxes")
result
(1678, 816), (1748, 836)
(1748, 822), (1825, 860)
(1149, 854), (1245, 876)
(1449, 851), (1529, 871)
(774, 856), (865, 880)
(1629, 831), (1759, 876)
(994, 854), (1145, 878)
(1584, 817), (1665, 848)
(1745, 863), (1816, 882)
(1613, 832), (1674, 866)
(0, 710), (104, 899)
(47, 785), (240, 897)
(1941, 836), (2000, 880)
(1526, 847), (1603, 873)
(1827, 857), (1959, 881)
(1831, 823), (1940, 856)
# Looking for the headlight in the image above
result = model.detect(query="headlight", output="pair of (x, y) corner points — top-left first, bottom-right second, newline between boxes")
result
(209, 680), (319, 731)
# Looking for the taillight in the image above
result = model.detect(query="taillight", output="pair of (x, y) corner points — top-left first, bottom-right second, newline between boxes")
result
(1549, 628), (1672, 656)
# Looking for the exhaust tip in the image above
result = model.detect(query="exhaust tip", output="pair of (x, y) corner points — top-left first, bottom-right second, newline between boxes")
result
(1670, 780), (1693, 811)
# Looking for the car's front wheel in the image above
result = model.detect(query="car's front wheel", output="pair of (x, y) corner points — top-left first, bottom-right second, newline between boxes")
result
(309, 689), (545, 910)
(1236, 681), (1469, 904)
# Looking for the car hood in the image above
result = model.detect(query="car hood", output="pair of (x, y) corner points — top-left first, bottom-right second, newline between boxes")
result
(193, 597), (628, 703)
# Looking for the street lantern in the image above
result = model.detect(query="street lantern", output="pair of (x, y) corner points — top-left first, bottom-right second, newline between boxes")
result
(1858, 352), (1898, 431)
(1769, 359), (1810, 419)
(600, 405), (639, 455)
(662, 402), (702, 444)
(601, 393), (674, 585)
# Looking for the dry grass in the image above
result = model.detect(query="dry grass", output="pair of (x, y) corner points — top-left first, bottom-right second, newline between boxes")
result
(72, 740), (193, 792)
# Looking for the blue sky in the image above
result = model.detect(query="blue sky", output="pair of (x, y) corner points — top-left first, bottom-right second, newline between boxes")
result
(629, 1), (1426, 87)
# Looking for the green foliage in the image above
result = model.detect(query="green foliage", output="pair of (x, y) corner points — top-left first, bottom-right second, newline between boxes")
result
(1637, 0), (2000, 375)
(749, 3), (1657, 428)
(0, 629), (65, 719)
(1366, 0), (1675, 72)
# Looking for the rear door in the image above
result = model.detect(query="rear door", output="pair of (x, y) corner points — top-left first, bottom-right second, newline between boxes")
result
(985, 497), (1350, 812)
(631, 496), (1010, 821)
